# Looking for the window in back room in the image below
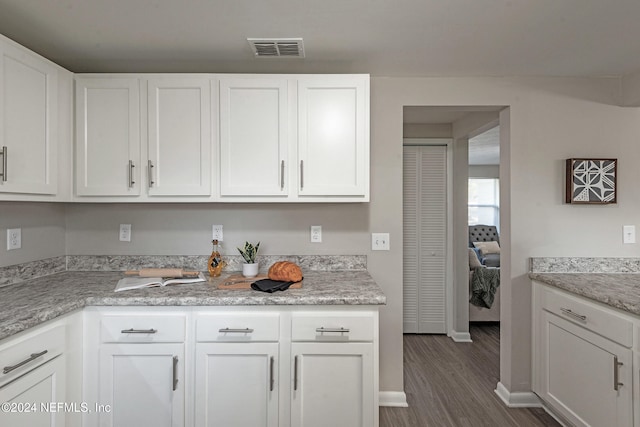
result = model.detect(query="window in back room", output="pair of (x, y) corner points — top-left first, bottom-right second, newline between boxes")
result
(468, 178), (499, 229)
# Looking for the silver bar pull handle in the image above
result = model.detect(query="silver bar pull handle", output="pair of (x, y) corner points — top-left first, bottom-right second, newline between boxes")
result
(0, 146), (6, 182)
(280, 160), (285, 190)
(218, 328), (254, 333)
(173, 356), (178, 391)
(316, 327), (350, 333)
(613, 356), (623, 391)
(3, 350), (48, 374)
(128, 160), (135, 188)
(121, 328), (157, 334)
(560, 307), (587, 322)
(269, 356), (275, 392)
(293, 355), (299, 391)
(148, 160), (155, 187)
(300, 160), (304, 190)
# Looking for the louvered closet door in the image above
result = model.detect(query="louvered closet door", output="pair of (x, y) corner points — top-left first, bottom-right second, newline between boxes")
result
(403, 145), (447, 334)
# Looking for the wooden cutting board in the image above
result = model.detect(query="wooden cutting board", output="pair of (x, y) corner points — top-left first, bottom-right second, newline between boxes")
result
(217, 274), (303, 290)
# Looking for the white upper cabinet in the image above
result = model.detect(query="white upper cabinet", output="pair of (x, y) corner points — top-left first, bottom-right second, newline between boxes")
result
(219, 78), (289, 197)
(0, 38), (58, 195)
(147, 78), (211, 197)
(218, 74), (370, 202)
(75, 76), (212, 200)
(73, 73), (369, 202)
(297, 76), (369, 199)
(0, 30), (370, 203)
(75, 77), (141, 196)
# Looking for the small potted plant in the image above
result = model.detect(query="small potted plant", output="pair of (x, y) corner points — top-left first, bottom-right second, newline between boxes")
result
(237, 241), (260, 277)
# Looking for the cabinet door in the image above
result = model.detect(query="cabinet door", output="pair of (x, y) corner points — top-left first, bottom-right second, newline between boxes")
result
(195, 342), (278, 427)
(291, 342), (374, 427)
(75, 77), (141, 196)
(0, 355), (65, 427)
(99, 344), (184, 427)
(0, 41), (58, 194)
(219, 78), (288, 196)
(539, 311), (633, 427)
(297, 77), (369, 198)
(147, 78), (211, 196)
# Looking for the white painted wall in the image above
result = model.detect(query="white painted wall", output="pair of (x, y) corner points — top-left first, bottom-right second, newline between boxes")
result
(2, 75), (639, 399)
(371, 75), (640, 395)
(0, 202), (66, 267)
(64, 203), (370, 256)
(403, 123), (452, 138)
(621, 70), (640, 106)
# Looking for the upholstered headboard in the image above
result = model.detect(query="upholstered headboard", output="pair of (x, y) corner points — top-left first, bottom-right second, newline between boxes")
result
(468, 225), (499, 247)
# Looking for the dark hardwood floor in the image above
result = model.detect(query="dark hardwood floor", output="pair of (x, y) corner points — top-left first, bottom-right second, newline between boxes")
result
(380, 324), (561, 427)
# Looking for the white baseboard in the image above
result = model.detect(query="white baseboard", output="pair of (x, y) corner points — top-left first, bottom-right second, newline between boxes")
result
(448, 330), (472, 342)
(379, 391), (408, 407)
(494, 382), (543, 408)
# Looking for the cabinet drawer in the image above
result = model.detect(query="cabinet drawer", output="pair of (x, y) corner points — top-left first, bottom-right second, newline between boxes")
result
(0, 325), (65, 387)
(100, 314), (186, 343)
(292, 312), (374, 342)
(542, 287), (633, 347)
(196, 313), (280, 342)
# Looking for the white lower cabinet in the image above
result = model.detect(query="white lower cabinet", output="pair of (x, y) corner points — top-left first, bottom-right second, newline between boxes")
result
(540, 311), (632, 426)
(85, 306), (379, 427)
(533, 281), (636, 427)
(0, 314), (80, 427)
(291, 342), (374, 427)
(84, 310), (187, 427)
(98, 344), (185, 427)
(0, 355), (66, 427)
(195, 342), (279, 427)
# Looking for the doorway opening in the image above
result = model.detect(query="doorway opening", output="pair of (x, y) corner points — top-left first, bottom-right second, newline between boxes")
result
(402, 106), (504, 338)
(400, 104), (510, 420)
(468, 125), (501, 325)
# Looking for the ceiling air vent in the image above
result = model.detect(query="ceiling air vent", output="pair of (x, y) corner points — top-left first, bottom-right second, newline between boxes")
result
(247, 38), (305, 58)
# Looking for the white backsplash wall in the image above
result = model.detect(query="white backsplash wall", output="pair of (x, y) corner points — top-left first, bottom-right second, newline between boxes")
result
(0, 202), (67, 268)
(65, 203), (371, 257)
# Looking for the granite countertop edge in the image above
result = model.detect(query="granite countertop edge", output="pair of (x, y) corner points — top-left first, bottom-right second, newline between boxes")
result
(529, 272), (640, 317)
(1, 270), (386, 342)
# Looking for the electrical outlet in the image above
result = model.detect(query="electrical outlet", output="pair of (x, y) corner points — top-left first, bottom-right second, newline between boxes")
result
(310, 226), (322, 243)
(623, 225), (636, 244)
(212, 225), (224, 242)
(7, 228), (21, 250)
(372, 233), (390, 250)
(119, 224), (131, 242)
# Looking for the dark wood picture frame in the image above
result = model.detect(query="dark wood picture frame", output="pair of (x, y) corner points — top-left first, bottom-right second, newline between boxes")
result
(565, 158), (617, 204)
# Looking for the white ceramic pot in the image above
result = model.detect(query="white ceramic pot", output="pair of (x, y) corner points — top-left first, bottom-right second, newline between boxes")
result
(242, 262), (259, 278)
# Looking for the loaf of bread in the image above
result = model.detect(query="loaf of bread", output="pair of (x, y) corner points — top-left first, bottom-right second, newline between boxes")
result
(268, 261), (303, 282)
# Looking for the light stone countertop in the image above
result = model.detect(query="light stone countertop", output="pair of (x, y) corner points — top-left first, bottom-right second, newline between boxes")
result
(529, 272), (640, 317)
(0, 270), (386, 341)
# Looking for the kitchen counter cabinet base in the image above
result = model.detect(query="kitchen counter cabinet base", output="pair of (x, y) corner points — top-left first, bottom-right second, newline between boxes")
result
(532, 281), (636, 427)
(84, 305), (380, 427)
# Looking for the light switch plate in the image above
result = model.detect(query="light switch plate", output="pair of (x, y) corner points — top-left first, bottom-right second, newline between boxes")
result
(7, 228), (21, 250)
(372, 233), (390, 250)
(119, 224), (131, 242)
(623, 225), (636, 244)
(311, 226), (322, 243)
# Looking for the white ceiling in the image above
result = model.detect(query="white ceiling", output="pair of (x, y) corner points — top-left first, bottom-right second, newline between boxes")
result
(0, 0), (639, 76)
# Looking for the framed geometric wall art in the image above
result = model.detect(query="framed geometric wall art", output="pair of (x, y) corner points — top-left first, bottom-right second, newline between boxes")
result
(565, 158), (617, 204)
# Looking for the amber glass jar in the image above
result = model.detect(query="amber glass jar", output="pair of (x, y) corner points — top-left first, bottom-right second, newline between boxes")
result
(208, 239), (226, 277)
